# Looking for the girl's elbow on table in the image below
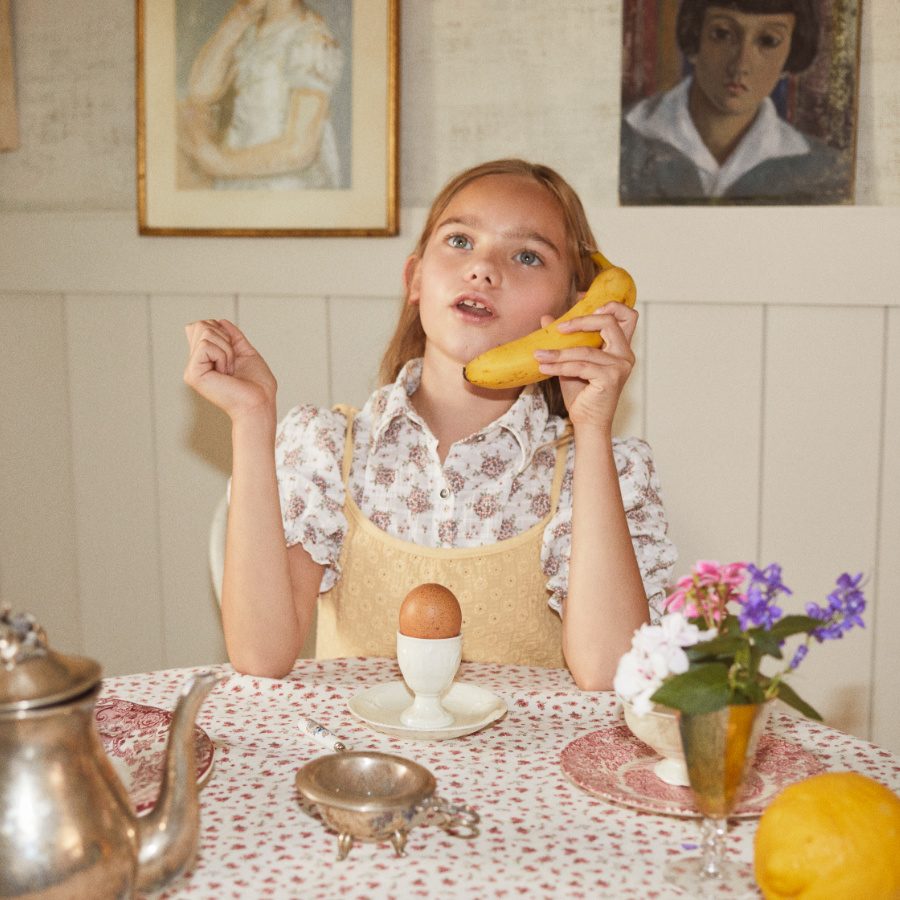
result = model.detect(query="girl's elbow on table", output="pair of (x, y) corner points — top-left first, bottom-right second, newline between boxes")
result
(567, 658), (615, 693)
(228, 652), (296, 681)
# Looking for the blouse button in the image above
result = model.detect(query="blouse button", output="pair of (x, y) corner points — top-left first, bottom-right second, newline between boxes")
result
(439, 488), (450, 499)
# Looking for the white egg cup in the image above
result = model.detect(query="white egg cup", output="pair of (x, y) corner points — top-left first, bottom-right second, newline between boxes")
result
(396, 632), (462, 729)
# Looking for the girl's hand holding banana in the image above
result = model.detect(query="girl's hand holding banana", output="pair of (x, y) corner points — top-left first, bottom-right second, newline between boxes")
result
(463, 251), (638, 429)
(535, 298), (637, 430)
(183, 318), (277, 422)
(463, 252), (636, 389)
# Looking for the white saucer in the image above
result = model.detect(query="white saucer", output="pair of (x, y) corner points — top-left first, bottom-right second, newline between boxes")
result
(347, 680), (507, 740)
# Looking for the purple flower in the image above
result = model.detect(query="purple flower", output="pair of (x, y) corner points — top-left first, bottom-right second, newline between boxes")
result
(790, 644), (809, 670)
(739, 585), (783, 630)
(738, 563), (788, 630)
(747, 562), (792, 598)
(805, 572), (866, 642)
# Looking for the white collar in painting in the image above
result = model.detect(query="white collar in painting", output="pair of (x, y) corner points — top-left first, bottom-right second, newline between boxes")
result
(626, 77), (810, 196)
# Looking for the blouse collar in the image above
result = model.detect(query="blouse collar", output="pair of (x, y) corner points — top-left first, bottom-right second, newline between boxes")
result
(368, 359), (553, 472)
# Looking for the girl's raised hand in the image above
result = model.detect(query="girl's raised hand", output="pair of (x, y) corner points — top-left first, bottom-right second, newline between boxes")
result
(533, 301), (638, 431)
(184, 319), (277, 420)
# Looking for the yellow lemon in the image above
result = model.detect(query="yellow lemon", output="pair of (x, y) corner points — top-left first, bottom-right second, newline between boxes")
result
(754, 771), (900, 899)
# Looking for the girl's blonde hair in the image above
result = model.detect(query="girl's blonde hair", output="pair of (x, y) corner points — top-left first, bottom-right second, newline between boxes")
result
(378, 159), (601, 418)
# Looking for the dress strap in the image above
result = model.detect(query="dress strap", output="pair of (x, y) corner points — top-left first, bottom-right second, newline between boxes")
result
(332, 404), (358, 485)
(548, 425), (573, 511)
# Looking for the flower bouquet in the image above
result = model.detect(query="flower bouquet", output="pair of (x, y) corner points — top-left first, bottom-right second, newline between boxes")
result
(614, 560), (867, 719)
(615, 560), (867, 893)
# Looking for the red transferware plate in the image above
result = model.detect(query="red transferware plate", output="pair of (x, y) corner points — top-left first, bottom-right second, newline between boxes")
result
(560, 724), (825, 818)
(94, 697), (215, 816)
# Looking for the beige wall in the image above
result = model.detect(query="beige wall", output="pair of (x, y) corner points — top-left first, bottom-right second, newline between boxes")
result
(1, 2), (898, 755)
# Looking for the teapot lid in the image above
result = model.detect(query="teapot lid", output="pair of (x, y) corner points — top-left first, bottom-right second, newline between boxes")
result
(0, 607), (101, 712)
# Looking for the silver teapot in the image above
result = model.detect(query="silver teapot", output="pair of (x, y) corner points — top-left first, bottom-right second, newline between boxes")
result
(0, 607), (223, 899)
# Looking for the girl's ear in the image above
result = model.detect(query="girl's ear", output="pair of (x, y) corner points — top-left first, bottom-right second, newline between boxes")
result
(403, 255), (421, 305)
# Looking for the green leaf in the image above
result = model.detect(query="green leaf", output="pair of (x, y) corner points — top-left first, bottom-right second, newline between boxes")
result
(768, 615), (822, 640)
(650, 663), (731, 714)
(750, 630), (784, 659)
(774, 681), (823, 720)
(686, 635), (744, 660)
(733, 680), (767, 705)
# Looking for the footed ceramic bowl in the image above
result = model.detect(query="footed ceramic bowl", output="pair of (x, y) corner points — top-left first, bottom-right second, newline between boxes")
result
(620, 699), (689, 786)
(620, 698), (773, 787)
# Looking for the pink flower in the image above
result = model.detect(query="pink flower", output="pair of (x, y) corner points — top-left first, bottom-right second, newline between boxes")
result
(694, 560), (724, 587)
(662, 560), (749, 628)
(664, 589), (687, 613)
(721, 562), (748, 587)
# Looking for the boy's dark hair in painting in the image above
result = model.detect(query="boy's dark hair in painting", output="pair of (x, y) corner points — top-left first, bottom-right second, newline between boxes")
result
(676, 0), (820, 73)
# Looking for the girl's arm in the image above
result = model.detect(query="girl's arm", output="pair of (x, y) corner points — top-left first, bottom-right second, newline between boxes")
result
(184, 89), (331, 180)
(185, 0), (264, 105)
(563, 428), (649, 690)
(184, 319), (320, 677)
(534, 303), (649, 690)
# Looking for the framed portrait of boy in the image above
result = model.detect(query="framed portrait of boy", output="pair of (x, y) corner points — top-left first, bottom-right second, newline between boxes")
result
(137, 0), (398, 236)
(618, 0), (862, 206)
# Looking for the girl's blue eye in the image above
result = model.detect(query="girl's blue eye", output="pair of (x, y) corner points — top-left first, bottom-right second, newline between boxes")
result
(516, 250), (543, 267)
(447, 234), (472, 250)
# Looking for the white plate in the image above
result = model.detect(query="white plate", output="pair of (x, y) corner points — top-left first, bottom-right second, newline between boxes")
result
(94, 697), (215, 816)
(348, 680), (507, 740)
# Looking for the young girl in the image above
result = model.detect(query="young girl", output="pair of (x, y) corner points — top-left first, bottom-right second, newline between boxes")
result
(184, 159), (676, 689)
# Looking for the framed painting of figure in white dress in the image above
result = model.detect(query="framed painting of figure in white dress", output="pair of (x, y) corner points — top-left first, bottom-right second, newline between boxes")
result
(618, 0), (861, 206)
(137, 0), (398, 235)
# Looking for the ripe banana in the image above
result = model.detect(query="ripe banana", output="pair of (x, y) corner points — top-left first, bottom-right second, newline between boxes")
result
(463, 251), (636, 389)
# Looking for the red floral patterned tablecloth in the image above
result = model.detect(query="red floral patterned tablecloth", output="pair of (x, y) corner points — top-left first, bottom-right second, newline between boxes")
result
(97, 658), (900, 900)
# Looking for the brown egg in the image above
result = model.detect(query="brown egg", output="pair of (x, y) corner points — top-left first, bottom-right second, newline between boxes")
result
(398, 583), (462, 639)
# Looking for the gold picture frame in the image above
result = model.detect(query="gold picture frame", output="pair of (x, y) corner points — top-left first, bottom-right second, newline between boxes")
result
(136, 0), (398, 236)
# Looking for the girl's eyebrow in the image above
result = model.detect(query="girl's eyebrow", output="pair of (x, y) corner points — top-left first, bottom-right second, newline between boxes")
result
(437, 215), (562, 258)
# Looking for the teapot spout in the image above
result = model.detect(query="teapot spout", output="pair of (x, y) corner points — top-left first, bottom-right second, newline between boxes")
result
(135, 669), (224, 894)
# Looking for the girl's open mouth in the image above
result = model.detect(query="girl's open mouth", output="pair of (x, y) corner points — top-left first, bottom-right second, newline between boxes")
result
(455, 297), (494, 319)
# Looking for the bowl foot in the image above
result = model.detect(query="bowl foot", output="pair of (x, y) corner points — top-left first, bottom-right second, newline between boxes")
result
(653, 757), (690, 787)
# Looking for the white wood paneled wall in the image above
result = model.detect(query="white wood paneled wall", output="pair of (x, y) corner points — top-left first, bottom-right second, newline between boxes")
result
(1, 208), (898, 757)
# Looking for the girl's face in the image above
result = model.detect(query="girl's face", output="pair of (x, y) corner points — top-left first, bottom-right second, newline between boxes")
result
(406, 174), (573, 371)
(691, 7), (796, 119)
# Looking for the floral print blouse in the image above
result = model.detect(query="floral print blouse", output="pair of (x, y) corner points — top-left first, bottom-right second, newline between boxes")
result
(275, 359), (677, 613)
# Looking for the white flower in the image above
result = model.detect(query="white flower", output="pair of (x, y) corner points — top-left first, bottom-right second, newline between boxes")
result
(629, 687), (658, 717)
(613, 651), (656, 700)
(614, 612), (703, 715)
(660, 611), (705, 647)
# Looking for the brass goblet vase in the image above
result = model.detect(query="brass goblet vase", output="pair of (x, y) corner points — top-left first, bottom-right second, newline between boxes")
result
(665, 703), (767, 894)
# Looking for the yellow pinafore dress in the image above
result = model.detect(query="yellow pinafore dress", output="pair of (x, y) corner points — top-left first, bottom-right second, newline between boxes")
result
(315, 408), (571, 668)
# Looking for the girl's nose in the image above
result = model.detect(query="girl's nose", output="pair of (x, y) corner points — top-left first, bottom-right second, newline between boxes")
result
(466, 252), (500, 286)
